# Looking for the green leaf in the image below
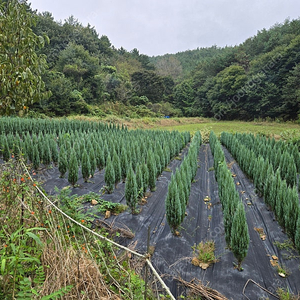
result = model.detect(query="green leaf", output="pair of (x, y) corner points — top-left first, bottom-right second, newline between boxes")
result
(25, 232), (43, 247)
(1, 258), (6, 275)
(10, 243), (16, 254)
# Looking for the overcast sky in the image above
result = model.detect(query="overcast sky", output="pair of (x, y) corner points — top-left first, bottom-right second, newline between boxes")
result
(29, 0), (300, 56)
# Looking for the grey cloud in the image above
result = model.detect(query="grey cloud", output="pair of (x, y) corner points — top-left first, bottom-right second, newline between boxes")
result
(29, 0), (300, 56)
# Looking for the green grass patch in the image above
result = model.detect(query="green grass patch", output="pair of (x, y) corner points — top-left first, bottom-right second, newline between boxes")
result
(159, 119), (300, 137)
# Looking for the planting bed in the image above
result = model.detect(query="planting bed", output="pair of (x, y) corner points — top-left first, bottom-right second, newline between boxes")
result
(40, 143), (300, 299)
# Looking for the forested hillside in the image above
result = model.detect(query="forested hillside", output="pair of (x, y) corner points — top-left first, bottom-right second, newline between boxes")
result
(31, 12), (180, 117)
(1, 1), (300, 120)
(156, 18), (300, 120)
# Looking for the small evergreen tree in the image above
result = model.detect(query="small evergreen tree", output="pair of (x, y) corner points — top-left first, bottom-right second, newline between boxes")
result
(2, 137), (10, 162)
(180, 169), (189, 205)
(37, 139), (44, 162)
(230, 202), (250, 271)
(25, 136), (33, 162)
(264, 164), (274, 207)
(32, 144), (40, 171)
(95, 144), (105, 171)
(164, 144), (170, 165)
(68, 149), (79, 186)
(89, 146), (97, 178)
(270, 169), (281, 211)
(81, 149), (91, 182)
(130, 146), (137, 169)
(285, 158), (297, 188)
(177, 180), (186, 223)
(223, 190), (239, 246)
(120, 147), (128, 182)
(157, 146), (166, 169)
(154, 151), (161, 177)
(142, 163), (149, 196)
(165, 176), (182, 235)
(112, 151), (121, 188)
(58, 147), (68, 178)
(275, 180), (287, 228)
(104, 154), (115, 194)
(50, 139), (59, 165)
(147, 152), (157, 192)
(12, 134), (21, 158)
(136, 164), (144, 199)
(285, 187), (299, 241)
(295, 216), (300, 254)
(43, 141), (51, 166)
(125, 165), (138, 213)
(291, 144), (300, 173)
(73, 142), (81, 166)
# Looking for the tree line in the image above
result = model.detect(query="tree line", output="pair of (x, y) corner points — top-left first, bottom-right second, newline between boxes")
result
(1, 0), (300, 120)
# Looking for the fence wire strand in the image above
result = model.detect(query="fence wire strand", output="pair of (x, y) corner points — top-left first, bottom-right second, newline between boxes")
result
(18, 160), (176, 300)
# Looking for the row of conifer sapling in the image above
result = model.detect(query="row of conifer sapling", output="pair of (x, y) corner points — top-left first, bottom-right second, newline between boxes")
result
(210, 131), (250, 271)
(0, 126), (190, 188)
(165, 131), (202, 235)
(61, 135), (188, 190)
(0, 116), (124, 136)
(221, 132), (300, 256)
(123, 135), (192, 214)
(222, 132), (300, 190)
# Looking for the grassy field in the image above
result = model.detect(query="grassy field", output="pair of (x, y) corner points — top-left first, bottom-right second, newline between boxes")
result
(70, 115), (300, 138)
(158, 119), (300, 136)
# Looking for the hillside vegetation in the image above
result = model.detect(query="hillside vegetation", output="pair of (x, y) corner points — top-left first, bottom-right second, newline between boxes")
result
(1, 1), (300, 121)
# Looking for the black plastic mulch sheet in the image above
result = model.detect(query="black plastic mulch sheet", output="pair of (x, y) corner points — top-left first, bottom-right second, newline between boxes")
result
(41, 144), (300, 299)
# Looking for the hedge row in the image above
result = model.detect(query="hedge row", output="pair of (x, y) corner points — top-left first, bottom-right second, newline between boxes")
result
(221, 132), (300, 255)
(210, 131), (249, 271)
(225, 132), (300, 189)
(165, 131), (202, 234)
(0, 117), (118, 135)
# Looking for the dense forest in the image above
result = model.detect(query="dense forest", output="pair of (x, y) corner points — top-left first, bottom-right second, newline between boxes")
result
(1, 1), (300, 120)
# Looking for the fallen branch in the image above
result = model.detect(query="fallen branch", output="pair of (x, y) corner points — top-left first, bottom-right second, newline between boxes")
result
(242, 279), (279, 300)
(175, 277), (228, 300)
(94, 219), (135, 239)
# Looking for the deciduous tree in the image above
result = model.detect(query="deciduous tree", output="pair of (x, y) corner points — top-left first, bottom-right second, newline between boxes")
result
(0, 0), (50, 115)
